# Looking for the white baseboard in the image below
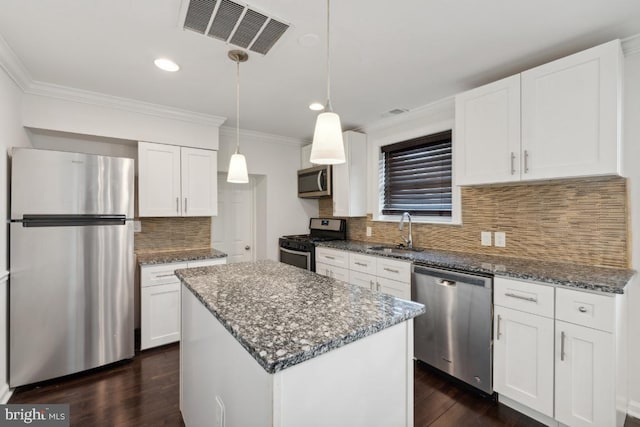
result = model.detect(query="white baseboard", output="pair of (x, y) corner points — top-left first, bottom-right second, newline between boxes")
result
(628, 400), (640, 420)
(498, 395), (559, 427)
(0, 383), (12, 404)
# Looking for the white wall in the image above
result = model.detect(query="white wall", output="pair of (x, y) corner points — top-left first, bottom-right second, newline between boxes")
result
(0, 66), (31, 402)
(623, 47), (640, 418)
(216, 127), (317, 261)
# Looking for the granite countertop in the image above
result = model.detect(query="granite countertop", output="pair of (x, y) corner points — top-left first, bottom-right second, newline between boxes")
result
(317, 241), (635, 294)
(136, 247), (228, 265)
(175, 260), (425, 374)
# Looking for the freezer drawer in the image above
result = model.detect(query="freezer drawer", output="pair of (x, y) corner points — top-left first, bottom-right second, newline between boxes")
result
(9, 222), (134, 387)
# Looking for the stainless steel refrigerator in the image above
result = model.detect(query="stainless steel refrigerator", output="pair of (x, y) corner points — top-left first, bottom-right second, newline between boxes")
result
(9, 148), (135, 387)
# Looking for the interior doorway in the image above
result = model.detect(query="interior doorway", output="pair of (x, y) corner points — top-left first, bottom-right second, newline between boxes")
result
(212, 173), (256, 263)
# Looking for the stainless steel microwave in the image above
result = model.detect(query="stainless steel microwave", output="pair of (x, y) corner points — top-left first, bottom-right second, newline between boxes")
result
(298, 165), (332, 198)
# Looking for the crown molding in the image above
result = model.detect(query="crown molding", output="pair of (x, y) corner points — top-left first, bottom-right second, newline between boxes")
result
(219, 125), (307, 146)
(362, 96), (454, 134)
(622, 33), (640, 57)
(26, 81), (227, 127)
(0, 33), (32, 90)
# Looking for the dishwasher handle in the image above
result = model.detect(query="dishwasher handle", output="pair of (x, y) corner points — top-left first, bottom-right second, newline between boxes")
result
(413, 265), (492, 289)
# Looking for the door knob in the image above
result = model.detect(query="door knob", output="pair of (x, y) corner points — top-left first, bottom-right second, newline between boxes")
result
(244, 245), (251, 251)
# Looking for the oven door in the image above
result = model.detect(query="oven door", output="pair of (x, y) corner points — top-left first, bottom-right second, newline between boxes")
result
(279, 247), (311, 270)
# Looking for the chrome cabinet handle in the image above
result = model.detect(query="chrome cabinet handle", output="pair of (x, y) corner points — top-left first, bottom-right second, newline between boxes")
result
(496, 314), (502, 340)
(354, 262), (367, 267)
(325, 255), (335, 260)
(155, 273), (177, 278)
(176, 197), (179, 214)
(578, 306), (588, 313)
(370, 280), (375, 291)
(504, 292), (537, 303)
(184, 198), (188, 214)
(376, 282), (381, 291)
(524, 150), (529, 173)
(510, 152), (516, 175)
(560, 331), (566, 361)
(384, 267), (399, 273)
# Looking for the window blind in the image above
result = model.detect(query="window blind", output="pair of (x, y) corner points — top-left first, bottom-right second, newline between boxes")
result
(380, 130), (452, 217)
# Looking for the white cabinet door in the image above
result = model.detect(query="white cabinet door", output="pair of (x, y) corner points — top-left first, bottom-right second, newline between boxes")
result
(349, 270), (377, 291)
(315, 262), (348, 283)
(141, 282), (181, 350)
(521, 40), (622, 180)
(493, 305), (554, 416)
(455, 74), (521, 185)
(376, 276), (410, 300)
(138, 141), (181, 216)
(332, 131), (367, 217)
(181, 147), (218, 217)
(555, 320), (615, 427)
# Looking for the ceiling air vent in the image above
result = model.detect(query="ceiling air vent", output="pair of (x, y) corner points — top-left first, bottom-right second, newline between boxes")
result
(182, 0), (290, 55)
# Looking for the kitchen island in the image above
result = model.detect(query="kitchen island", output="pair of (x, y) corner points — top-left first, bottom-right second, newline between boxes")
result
(176, 260), (424, 427)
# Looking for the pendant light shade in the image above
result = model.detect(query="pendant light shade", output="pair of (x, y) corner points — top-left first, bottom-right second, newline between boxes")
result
(310, 111), (345, 164)
(227, 152), (248, 183)
(310, 0), (345, 165)
(227, 50), (249, 184)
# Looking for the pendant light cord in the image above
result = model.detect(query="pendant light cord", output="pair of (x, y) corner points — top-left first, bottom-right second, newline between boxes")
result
(235, 58), (240, 154)
(325, 0), (332, 112)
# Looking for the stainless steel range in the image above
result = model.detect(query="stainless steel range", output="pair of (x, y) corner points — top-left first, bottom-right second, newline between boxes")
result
(279, 218), (346, 271)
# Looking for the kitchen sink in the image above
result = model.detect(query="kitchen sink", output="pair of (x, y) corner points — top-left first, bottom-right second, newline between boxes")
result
(367, 245), (424, 253)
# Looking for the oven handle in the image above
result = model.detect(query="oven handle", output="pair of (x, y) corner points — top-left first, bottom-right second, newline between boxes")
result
(279, 247), (311, 270)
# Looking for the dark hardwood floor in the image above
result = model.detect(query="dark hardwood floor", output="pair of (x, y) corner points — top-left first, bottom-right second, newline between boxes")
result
(9, 344), (640, 427)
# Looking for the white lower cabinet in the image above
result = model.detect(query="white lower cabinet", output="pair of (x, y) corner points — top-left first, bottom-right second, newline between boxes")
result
(141, 257), (227, 350)
(493, 305), (554, 416)
(316, 248), (411, 300)
(494, 277), (624, 427)
(555, 320), (615, 427)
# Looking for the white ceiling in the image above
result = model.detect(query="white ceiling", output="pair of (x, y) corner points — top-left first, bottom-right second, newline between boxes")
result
(1, 0), (640, 141)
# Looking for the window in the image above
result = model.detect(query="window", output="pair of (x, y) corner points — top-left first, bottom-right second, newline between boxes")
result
(380, 130), (452, 218)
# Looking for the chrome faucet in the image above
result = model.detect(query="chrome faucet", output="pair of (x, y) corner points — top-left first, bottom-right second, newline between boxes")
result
(399, 212), (413, 249)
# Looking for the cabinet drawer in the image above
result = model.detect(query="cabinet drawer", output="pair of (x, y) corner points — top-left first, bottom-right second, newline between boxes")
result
(376, 257), (411, 283)
(349, 270), (377, 291)
(349, 253), (377, 275)
(494, 277), (554, 318)
(141, 262), (188, 287)
(556, 288), (614, 333)
(187, 258), (227, 268)
(315, 248), (349, 269)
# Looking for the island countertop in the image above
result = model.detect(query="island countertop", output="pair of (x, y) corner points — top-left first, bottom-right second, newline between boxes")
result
(175, 260), (425, 374)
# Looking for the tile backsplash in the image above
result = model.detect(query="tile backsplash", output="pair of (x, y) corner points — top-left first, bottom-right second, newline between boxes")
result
(134, 217), (211, 253)
(319, 176), (628, 268)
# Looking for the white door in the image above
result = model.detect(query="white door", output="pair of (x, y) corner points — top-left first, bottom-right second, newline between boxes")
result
(138, 141), (181, 216)
(212, 173), (255, 263)
(181, 147), (218, 217)
(520, 40), (621, 180)
(555, 320), (615, 427)
(493, 305), (554, 417)
(454, 74), (521, 185)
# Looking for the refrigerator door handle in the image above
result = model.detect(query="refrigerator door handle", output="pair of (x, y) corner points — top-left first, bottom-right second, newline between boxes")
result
(20, 214), (127, 227)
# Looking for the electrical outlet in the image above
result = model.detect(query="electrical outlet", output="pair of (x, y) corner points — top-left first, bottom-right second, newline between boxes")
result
(133, 220), (142, 233)
(366, 226), (372, 237)
(480, 231), (492, 246)
(494, 232), (506, 248)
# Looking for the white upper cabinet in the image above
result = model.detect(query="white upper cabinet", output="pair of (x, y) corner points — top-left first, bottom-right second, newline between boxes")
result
(181, 147), (217, 216)
(521, 40), (622, 180)
(455, 75), (521, 185)
(455, 39), (622, 186)
(139, 141), (217, 217)
(332, 131), (367, 217)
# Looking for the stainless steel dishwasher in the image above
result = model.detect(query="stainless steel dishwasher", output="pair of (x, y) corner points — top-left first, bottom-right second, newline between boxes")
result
(412, 264), (493, 394)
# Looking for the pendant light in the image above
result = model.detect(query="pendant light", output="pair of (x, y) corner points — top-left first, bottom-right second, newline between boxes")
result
(309, 0), (345, 165)
(227, 50), (249, 183)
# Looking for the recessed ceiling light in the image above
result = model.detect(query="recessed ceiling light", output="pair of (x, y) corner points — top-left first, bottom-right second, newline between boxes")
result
(309, 102), (325, 111)
(154, 58), (180, 72)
